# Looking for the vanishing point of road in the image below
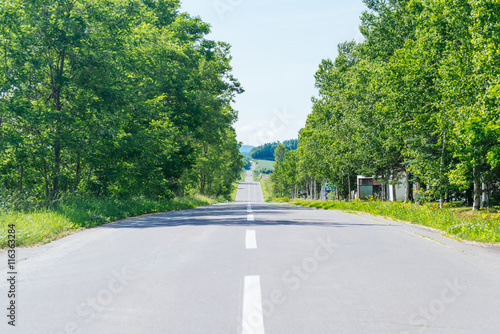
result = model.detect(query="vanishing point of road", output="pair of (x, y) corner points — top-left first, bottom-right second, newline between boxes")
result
(2, 168), (500, 333)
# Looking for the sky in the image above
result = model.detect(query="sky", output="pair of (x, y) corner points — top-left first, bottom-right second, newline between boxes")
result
(179, 0), (367, 147)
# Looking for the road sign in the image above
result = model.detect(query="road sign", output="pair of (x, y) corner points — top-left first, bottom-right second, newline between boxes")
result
(325, 183), (336, 192)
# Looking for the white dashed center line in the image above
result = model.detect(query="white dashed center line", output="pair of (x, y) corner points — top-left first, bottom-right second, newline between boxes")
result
(245, 230), (257, 249)
(242, 276), (265, 334)
(247, 214), (254, 221)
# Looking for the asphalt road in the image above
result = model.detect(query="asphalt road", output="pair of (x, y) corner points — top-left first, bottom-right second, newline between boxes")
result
(2, 168), (500, 333)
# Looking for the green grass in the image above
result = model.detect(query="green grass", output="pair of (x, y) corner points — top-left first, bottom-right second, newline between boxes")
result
(230, 181), (241, 201)
(259, 175), (273, 202)
(289, 198), (500, 244)
(254, 159), (275, 171)
(0, 195), (218, 248)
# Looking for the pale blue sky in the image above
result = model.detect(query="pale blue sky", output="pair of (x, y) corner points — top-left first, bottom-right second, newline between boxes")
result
(180, 0), (367, 146)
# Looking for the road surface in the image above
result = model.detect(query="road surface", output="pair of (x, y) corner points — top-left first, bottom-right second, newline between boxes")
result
(2, 167), (500, 333)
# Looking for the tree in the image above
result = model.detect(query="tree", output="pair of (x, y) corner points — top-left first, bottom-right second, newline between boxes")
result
(0, 0), (243, 203)
(281, 0), (500, 207)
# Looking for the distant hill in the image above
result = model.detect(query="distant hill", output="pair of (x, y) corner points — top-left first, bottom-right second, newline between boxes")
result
(239, 145), (255, 157)
(249, 139), (298, 160)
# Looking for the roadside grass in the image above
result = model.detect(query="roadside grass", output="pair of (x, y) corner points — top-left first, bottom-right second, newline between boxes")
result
(259, 175), (273, 202)
(230, 181), (240, 201)
(289, 198), (500, 244)
(0, 195), (217, 248)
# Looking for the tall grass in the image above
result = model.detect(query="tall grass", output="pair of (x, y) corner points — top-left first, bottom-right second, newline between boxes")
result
(291, 199), (500, 244)
(260, 177), (273, 202)
(0, 195), (216, 248)
(230, 181), (241, 201)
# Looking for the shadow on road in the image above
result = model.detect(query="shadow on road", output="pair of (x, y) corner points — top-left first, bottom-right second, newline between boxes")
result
(100, 203), (390, 229)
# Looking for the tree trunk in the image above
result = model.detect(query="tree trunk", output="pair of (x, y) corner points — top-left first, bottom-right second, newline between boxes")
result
(199, 173), (206, 195)
(391, 172), (397, 202)
(42, 158), (50, 199)
(51, 50), (66, 200)
(313, 180), (316, 200)
(438, 133), (446, 209)
(473, 179), (481, 211)
(408, 173), (413, 202)
(347, 174), (351, 201)
(73, 154), (81, 192)
(404, 172), (412, 203)
(481, 182), (488, 209)
(52, 139), (61, 199)
(380, 173), (386, 201)
(415, 181), (421, 204)
(465, 185), (473, 206)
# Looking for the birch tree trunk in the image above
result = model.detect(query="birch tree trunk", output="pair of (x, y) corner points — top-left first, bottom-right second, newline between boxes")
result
(313, 180), (317, 200)
(415, 181), (421, 204)
(391, 171), (397, 201)
(481, 182), (488, 209)
(404, 172), (410, 203)
(347, 174), (351, 201)
(473, 179), (481, 211)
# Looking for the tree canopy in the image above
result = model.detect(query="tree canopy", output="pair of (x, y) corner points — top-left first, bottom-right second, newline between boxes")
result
(249, 139), (298, 161)
(0, 0), (244, 202)
(271, 0), (500, 208)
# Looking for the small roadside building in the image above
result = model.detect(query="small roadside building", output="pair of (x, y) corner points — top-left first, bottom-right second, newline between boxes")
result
(357, 175), (410, 201)
(357, 176), (386, 200)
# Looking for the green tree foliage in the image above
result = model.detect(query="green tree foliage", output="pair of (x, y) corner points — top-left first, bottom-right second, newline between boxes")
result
(0, 0), (243, 202)
(249, 139), (298, 160)
(271, 0), (500, 207)
(271, 144), (298, 198)
(242, 156), (252, 170)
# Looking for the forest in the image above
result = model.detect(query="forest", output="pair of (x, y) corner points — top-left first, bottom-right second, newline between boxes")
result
(271, 0), (500, 210)
(0, 0), (244, 207)
(249, 139), (297, 160)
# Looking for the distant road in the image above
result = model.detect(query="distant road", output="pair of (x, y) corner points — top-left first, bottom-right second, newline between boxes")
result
(2, 164), (500, 333)
(236, 162), (264, 204)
